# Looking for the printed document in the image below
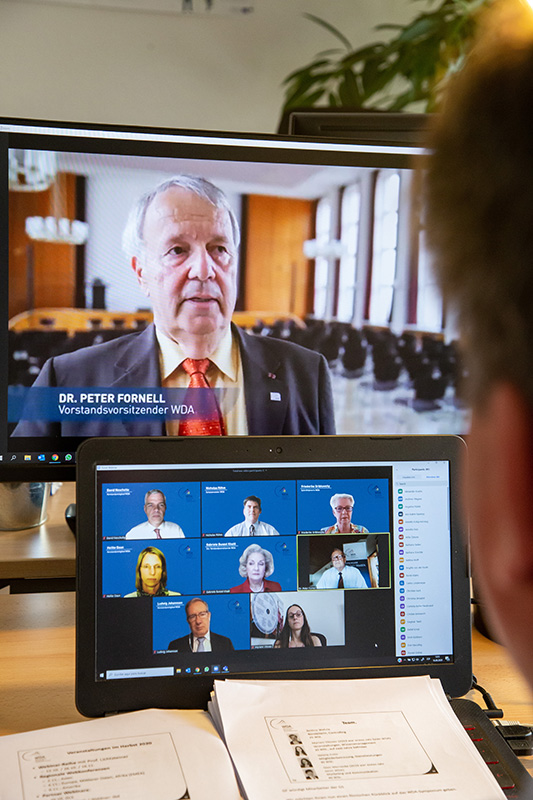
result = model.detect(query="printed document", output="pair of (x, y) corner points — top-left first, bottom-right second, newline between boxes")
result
(0, 708), (240, 800)
(211, 675), (506, 800)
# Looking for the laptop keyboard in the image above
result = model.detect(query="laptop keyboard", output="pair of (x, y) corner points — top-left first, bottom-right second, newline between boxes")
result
(451, 698), (533, 798)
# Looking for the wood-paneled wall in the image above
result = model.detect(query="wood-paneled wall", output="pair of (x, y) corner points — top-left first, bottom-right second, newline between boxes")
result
(8, 174), (78, 320)
(243, 195), (314, 319)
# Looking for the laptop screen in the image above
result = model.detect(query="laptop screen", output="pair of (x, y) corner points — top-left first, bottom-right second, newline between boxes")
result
(76, 435), (471, 716)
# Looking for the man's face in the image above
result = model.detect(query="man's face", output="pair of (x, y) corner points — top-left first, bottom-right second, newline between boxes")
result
(144, 492), (166, 527)
(187, 600), (211, 638)
(243, 501), (261, 525)
(140, 552), (163, 594)
(133, 187), (238, 346)
(333, 498), (353, 526)
(331, 550), (346, 573)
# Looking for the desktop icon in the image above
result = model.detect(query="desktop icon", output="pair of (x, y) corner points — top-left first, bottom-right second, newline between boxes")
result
(24, 454), (31, 461)
(51, 454), (59, 462)
(65, 453), (73, 461)
(38, 454), (46, 461)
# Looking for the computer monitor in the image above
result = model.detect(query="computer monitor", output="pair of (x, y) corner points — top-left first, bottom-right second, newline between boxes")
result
(1, 115), (465, 482)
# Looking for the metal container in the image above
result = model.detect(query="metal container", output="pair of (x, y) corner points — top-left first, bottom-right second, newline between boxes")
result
(0, 482), (50, 530)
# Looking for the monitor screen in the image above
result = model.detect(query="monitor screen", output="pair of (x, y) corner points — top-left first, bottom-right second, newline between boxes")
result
(1, 117), (467, 481)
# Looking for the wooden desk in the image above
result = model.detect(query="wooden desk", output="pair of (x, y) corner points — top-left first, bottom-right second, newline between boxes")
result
(0, 592), (84, 734)
(1, 591), (533, 752)
(0, 483), (76, 592)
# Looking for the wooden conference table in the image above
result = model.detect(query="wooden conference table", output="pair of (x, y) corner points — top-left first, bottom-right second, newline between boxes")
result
(0, 483), (76, 593)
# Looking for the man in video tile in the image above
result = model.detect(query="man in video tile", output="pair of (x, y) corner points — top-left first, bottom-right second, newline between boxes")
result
(13, 175), (335, 437)
(125, 489), (185, 539)
(224, 495), (279, 537)
(167, 598), (234, 652)
(316, 547), (367, 590)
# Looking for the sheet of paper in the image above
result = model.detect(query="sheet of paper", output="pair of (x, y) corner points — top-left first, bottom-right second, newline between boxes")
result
(213, 676), (506, 800)
(0, 708), (240, 800)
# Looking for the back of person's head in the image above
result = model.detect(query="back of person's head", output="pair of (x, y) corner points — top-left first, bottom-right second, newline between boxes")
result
(426, 0), (533, 409)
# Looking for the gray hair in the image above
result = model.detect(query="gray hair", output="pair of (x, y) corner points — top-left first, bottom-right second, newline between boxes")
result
(122, 174), (240, 258)
(185, 597), (209, 615)
(330, 493), (354, 510)
(238, 543), (274, 578)
(144, 489), (166, 505)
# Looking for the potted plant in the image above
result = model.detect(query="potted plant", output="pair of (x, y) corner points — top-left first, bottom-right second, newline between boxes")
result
(281, 0), (492, 116)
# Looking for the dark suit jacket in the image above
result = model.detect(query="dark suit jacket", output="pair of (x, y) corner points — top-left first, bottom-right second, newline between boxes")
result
(167, 630), (235, 652)
(13, 323), (335, 436)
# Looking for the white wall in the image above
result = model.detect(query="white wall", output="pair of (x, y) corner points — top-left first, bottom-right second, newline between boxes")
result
(0, 0), (412, 133)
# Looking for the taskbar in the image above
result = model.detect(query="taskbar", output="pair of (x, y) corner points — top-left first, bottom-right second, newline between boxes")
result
(0, 451), (76, 465)
(98, 653), (454, 682)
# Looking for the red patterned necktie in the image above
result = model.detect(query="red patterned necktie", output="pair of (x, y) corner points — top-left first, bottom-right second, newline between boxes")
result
(178, 358), (226, 436)
(153, 528), (161, 539)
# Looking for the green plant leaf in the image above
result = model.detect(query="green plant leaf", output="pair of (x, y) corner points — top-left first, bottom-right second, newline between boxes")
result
(283, 73), (333, 107)
(283, 88), (329, 112)
(337, 68), (362, 107)
(282, 59), (335, 85)
(303, 13), (353, 50)
(396, 16), (441, 43)
(280, 0), (493, 116)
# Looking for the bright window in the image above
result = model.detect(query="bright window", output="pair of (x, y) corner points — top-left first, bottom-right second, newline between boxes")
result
(313, 197), (332, 319)
(368, 171), (400, 325)
(337, 183), (361, 323)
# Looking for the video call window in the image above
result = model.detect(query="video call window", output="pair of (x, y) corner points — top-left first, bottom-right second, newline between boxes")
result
(95, 467), (396, 670)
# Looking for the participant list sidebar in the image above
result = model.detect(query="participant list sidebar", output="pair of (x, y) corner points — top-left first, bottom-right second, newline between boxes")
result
(393, 462), (453, 660)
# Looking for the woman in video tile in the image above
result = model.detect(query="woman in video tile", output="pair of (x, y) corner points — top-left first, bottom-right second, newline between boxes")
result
(273, 604), (323, 648)
(123, 546), (181, 597)
(229, 543), (282, 593)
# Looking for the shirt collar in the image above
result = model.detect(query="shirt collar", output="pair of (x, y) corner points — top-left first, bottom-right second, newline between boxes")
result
(155, 326), (238, 382)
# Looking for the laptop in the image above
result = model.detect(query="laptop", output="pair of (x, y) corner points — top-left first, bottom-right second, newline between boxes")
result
(76, 434), (473, 716)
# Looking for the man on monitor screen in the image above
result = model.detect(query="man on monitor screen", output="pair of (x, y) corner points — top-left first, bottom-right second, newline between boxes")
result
(12, 175), (334, 438)
(316, 547), (367, 590)
(167, 598), (234, 652)
(125, 490), (185, 539)
(224, 495), (279, 537)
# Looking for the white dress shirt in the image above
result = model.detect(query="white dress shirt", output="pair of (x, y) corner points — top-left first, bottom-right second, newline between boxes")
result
(316, 565), (368, 589)
(224, 520), (280, 537)
(125, 520), (185, 539)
